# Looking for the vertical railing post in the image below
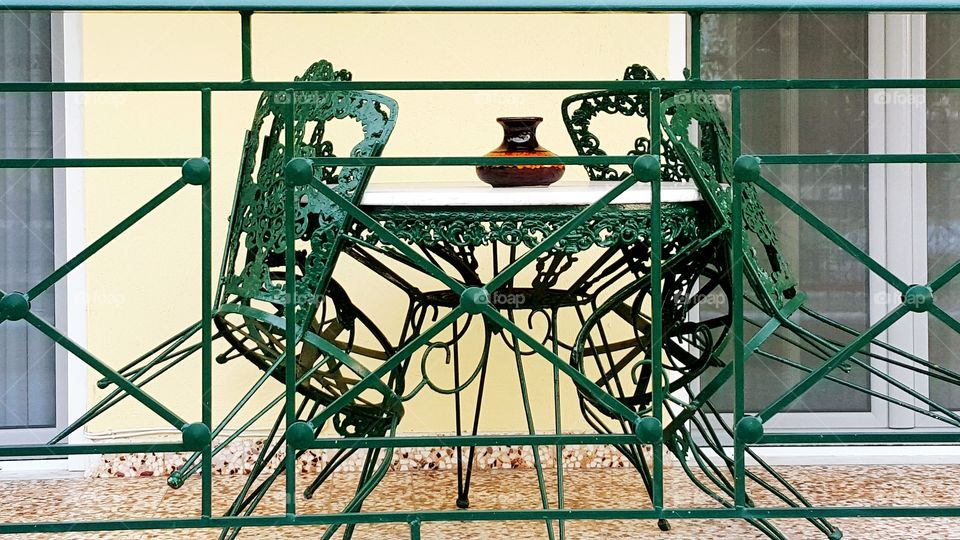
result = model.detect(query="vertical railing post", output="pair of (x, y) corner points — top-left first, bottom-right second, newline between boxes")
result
(689, 11), (702, 80)
(240, 11), (253, 82)
(648, 88), (664, 513)
(200, 87), (213, 519)
(730, 86), (747, 508)
(551, 315), (565, 540)
(282, 88), (298, 516)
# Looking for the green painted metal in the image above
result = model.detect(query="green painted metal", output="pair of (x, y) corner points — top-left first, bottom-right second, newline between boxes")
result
(1, 3), (960, 539)
(9, 78), (960, 92)
(4, 0), (960, 11)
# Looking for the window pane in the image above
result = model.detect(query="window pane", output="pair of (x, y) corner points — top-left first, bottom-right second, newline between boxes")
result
(701, 13), (872, 413)
(926, 14), (960, 409)
(0, 11), (56, 429)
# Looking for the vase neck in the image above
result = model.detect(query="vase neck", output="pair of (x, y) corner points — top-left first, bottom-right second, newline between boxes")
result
(497, 117), (542, 149)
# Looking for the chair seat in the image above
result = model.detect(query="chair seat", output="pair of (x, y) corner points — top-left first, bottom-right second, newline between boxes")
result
(360, 179), (701, 208)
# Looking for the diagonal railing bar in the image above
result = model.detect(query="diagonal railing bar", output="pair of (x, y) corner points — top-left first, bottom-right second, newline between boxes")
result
(929, 257), (960, 292)
(482, 308), (642, 425)
(27, 178), (187, 300)
(310, 179), (466, 294)
(487, 174), (640, 292)
(22, 312), (188, 429)
(757, 304), (911, 422)
(929, 304), (960, 336)
(51, 327), (203, 444)
(751, 174), (909, 294)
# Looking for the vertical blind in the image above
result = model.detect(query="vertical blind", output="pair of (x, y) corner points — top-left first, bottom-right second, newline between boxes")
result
(0, 11), (56, 429)
(701, 13), (872, 414)
(926, 14), (960, 410)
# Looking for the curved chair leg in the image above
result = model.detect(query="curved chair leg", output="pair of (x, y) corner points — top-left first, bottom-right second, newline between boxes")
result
(321, 419), (397, 540)
(572, 302), (671, 532)
(219, 398), (320, 540)
(664, 393), (842, 540)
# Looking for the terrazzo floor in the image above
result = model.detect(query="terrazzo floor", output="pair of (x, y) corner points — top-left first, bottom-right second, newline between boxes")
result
(1, 465), (959, 539)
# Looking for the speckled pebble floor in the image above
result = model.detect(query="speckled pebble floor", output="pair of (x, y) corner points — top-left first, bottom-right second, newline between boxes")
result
(1, 465), (959, 539)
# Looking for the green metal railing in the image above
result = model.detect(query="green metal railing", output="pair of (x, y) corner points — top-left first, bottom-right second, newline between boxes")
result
(0, 1), (959, 537)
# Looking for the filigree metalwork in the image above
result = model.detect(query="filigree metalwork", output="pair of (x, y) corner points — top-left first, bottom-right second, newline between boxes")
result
(352, 205), (706, 254)
(562, 64), (688, 184)
(220, 60), (399, 328)
(662, 89), (799, 310)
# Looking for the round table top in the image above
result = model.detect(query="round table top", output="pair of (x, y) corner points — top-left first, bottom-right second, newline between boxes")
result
(360, 179), (702, 208)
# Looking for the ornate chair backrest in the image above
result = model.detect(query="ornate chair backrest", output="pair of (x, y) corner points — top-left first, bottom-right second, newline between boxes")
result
(561, 64), (688, 184)
(217, 60), (399, 330)
(660, 90), (798, 312)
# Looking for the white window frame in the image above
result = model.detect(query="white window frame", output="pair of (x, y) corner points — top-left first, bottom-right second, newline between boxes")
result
(672, 12), (960, 463)
(676, 12), (954, 435)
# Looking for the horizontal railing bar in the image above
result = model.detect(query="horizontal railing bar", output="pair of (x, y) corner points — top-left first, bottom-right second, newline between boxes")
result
(758, 153), (960, 165)
(302, 433), (639, 449)
(3, 78), (960, 92)
(315, 154), (960, 166)
(0, 158), (188, 169)
(4, 505), (960, 534)
(6, 154), (955, 171)
(311, 155), (635, 166)
(0, 442), (186, 457)
(758, 432), (960, 444)
(2, 0), (959, 13)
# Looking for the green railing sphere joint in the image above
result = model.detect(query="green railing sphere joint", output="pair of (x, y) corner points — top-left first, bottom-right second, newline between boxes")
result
(0, 292), (30, 322)
(733, 155), (762, 183)
(632, 154), (661, 182)
(903, 284), (935, 313)
(286, 420), (317, 449)
(735, 416), (764, 444)
(284, 157), (315, 187)
(181, 157), (211, 186)
(180, 422), (212, 450)
(634, 416), (663, 444)
(459, 287), (491, 315)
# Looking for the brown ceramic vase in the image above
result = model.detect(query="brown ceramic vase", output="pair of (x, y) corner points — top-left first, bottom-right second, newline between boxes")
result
(476, 117), (565, 187)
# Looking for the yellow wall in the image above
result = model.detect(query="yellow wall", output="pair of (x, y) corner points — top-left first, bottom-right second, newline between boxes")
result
(81, 12), (674, 436)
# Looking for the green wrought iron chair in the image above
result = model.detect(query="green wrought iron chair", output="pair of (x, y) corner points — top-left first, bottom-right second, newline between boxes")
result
(661, 86), (960, 423)
(49, 60), (404, 540)
(562, 65), (838, 539)
(564, 64), (960, 539)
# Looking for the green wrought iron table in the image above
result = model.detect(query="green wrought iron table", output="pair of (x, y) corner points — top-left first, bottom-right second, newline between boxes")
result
(292, 178), (717, 538)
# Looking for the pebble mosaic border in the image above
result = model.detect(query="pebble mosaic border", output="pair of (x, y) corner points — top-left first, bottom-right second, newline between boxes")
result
(94, 437), (655, 478)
